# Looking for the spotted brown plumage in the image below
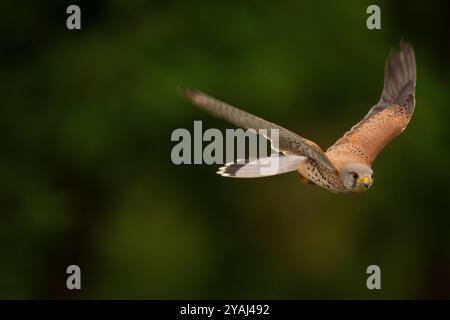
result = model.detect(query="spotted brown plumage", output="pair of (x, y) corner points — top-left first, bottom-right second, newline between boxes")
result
(327, 40), (416, 168)
(181, 40), (416, 194)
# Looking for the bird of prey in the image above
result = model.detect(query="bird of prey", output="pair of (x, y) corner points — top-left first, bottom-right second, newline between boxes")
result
(182, 41), (416, 193)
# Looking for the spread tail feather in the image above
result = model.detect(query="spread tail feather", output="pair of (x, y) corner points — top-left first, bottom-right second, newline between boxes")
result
(217, 155), (305, 178)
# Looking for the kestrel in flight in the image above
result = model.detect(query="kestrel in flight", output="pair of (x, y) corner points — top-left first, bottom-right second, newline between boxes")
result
(182, 41), (416, 193)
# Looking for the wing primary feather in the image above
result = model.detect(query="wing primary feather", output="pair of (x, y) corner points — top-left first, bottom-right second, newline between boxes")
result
(368, 39), (416, 118)
(181, 87), (337, 174)
(327, 40), (417, 163)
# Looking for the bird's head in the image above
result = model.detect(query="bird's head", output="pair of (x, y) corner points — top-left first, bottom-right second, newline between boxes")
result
(339, 163), (374, 192)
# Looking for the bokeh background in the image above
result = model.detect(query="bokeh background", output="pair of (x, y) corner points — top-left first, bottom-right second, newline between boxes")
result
(1, 0), (450, 299)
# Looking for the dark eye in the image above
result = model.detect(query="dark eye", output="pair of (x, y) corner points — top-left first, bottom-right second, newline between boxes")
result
(352, 172), (358, 179)
(371, 173), (374, 178)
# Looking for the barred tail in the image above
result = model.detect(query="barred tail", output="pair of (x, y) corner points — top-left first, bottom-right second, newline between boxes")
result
(217, 155), (305, 178)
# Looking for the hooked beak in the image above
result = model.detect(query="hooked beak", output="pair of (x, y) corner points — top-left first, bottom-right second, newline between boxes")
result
(359, 176), (371, 189)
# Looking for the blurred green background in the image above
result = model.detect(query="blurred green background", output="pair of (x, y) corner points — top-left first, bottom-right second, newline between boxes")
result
(1, 0), (450, 299)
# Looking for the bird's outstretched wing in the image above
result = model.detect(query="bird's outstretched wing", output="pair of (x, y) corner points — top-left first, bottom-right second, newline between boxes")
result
(182, 88), (338, 175)
(328, 40), (416, 164)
